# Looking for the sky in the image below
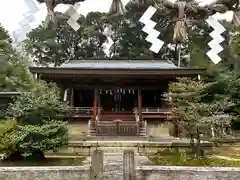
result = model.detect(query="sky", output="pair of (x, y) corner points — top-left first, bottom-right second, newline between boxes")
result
(0, 0), (130, 42)
(0, 0), (234, 42)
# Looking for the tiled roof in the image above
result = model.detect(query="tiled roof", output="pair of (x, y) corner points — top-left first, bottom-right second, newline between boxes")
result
(60, 60), (178, 69)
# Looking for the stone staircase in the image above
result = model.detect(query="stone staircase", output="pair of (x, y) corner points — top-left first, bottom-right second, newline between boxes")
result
(82, 147), (154, 180)
(139, 120), (147, 136)
(89, 112), (147, 136)
(88, 120), (96, 136)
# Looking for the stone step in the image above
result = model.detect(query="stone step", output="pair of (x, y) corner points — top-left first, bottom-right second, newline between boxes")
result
(96, 147), (140, 153)
(82, 151), (154, 180)
(82, 152), (153, 165)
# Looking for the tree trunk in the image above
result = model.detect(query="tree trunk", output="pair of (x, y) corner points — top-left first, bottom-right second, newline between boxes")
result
(175, 43), (181, 67)
(196, 126), (201, 159)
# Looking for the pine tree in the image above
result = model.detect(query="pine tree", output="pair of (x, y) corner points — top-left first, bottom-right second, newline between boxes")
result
(0, 24), (34, 92)
(167, 77), (232, 158)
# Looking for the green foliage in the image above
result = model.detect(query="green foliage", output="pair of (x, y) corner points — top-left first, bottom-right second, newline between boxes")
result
(0, 120), (67, 159)
(0, 82), (69, 159)
(201, 70), (240, 130)
(1, 81), (69, 159)
(23, 12), (107, 66)
(168, 77), (232, 133)
(23, 1), (212, 67)
(0, 24), (34, 92)
(6, 80), (68, 125)
(150, 149), (240, 167)
(0, 24), (10, 41)
(167, 77), (233, 158)
(0, 24), (68, 160)
(0, 120), (17, 151)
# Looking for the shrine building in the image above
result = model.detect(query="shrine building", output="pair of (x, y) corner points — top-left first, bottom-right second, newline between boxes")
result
(29, 60), (204, 136)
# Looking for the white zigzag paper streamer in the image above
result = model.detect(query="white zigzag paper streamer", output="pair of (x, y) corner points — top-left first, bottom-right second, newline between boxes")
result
(102, 28), (114, 55)
(139, 6), (164, 53)
(13, 0), (40, 42)
(23, 0), (39, 23)
(206, 15), (226, 64)
(66, 4), (81, 31)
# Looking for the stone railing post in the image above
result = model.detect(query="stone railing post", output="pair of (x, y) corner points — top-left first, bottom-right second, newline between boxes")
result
(90, 150), (103, 180)
(123, 150), (136, 180)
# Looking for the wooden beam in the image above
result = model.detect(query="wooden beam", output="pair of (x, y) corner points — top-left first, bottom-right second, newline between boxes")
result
(138, 88), (142, 121)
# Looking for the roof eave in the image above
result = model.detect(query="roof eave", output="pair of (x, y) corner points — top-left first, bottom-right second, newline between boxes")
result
(0, 92), (21, 98)
(29, 67), (205, 76)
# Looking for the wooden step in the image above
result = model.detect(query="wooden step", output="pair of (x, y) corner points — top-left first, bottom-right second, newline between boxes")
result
(100, 113), (135, 121)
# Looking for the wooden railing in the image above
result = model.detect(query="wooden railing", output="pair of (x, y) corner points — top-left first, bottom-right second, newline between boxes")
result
(67, 107), (102, 117)
(134, 108), (139, 122)
(133, 107), (171, 114)
(93, 120), (141, 136)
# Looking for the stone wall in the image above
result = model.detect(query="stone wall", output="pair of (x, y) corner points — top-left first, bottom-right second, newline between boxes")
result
(147, 120), (171, 137)
(0, 166), (89, 180)
(137, 166), (240, 180)
(0, 165), (240, 180)
(68, 121), (89, 138)
(67, 119), (172, 138)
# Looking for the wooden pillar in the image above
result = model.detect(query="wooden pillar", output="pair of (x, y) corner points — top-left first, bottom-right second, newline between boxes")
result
(63, 88), (71, 105)
(63, 89), (68, 102)
(93, 89), (98, 120)
(70, 88), (74, 106)
(34, 73), (38, 79)
(97, 92), (101, 116)
(90, 150), (103, 180)
(138, 88), (142, 121)
(123, 150), (136, 180)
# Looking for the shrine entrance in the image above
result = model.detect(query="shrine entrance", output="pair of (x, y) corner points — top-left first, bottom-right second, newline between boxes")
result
(100, 89), (137, 112)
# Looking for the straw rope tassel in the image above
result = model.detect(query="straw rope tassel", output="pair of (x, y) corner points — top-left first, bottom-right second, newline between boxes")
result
(233, 11), (240, 27)
(173, 1), (187, 43)
(232, 0), (240, 27)
(109, 0), (125, 16)
(44, 0), (57, 28)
